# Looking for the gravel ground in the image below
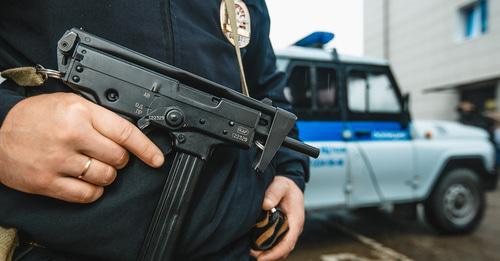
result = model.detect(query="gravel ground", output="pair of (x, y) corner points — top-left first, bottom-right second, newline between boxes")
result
(288, 183), (500, 261)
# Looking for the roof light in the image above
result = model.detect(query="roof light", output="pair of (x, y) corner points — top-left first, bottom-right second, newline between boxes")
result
(294, 32), (335, 48)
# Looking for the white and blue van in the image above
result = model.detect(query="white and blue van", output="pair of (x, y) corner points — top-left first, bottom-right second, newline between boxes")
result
(276, 33), (498, 233)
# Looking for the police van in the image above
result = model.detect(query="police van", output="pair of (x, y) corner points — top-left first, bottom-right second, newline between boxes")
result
(276, 33), (498, 233)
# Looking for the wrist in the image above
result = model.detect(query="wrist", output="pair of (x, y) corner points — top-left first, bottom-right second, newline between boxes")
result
(276, 173), (305, 193)
(0, 82), (25, 128)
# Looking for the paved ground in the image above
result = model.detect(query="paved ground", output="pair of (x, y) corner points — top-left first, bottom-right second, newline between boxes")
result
(288, 185), (500, 261)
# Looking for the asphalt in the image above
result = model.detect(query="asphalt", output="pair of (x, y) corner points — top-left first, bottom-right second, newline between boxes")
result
(288, 183), (500, 261)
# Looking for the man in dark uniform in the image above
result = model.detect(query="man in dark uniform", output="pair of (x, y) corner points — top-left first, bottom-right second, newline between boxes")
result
(0, 0), (308, 260)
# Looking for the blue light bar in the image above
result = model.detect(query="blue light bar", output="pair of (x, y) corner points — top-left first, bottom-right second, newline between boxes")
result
(294, 32), (335, 48)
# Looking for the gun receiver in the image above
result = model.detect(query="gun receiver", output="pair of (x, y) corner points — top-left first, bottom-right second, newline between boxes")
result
(56, 28), (319, 261)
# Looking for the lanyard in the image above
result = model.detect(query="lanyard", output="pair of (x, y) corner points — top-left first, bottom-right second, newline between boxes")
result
(223, 0), (250, 97)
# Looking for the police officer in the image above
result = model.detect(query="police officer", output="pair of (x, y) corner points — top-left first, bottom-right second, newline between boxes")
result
(0, 0), (308, 260)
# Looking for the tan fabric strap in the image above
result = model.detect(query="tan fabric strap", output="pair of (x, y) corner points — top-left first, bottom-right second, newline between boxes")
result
(0, 227), (18, 261)
(1, 67), (45, 87)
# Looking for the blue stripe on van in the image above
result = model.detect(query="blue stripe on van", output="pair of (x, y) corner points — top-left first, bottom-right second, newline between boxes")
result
(297, 121), (411, 142)
(297, 121), (344, 141)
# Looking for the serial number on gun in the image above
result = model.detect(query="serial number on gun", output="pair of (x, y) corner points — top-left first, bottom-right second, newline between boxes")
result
(232, 133), (249, 143)
(149, 116), (166, 121)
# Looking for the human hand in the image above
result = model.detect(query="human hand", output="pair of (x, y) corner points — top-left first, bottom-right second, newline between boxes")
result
(0, 93), (164, 203)
(251, 176), (305, 260)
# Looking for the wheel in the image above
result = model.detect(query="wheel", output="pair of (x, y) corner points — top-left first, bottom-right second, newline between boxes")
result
(424, 168), (485, 234)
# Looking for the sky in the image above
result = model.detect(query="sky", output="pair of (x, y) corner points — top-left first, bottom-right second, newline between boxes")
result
(266, 0), (364, 56)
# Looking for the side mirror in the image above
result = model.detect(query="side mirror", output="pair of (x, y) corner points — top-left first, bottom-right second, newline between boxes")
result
(401, 93), (410, 129)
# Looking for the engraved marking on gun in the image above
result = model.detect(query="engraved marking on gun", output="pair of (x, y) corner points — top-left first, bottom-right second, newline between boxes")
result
(237, 126), (249, 136)
(135, 102), (145, 115)
(135, 103), (144, 110)
(149, 116), (166, 121)
(144, 92), (151, 99)
(232, 133), (249, 143)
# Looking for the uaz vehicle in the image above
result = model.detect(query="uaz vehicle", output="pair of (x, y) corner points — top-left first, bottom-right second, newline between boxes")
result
(276, 32), (498, 233)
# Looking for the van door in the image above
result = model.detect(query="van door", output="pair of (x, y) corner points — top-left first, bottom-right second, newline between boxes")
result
(345, 66), (414, 204)
(285, 62), (348, 208)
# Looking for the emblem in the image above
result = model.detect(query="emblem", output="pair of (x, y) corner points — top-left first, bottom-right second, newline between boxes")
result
(220, 0), (251, 48)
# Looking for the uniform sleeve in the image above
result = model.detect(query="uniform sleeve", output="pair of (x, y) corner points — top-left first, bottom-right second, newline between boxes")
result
(244, 2), (309, 191)
(0, 79), (25, 127)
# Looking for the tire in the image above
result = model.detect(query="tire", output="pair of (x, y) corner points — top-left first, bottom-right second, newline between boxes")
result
(424, 168), (485, 234)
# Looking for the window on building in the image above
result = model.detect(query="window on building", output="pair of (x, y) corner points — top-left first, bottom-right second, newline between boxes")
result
(460, 0), (488, 40)
(348, 71), (401, 114)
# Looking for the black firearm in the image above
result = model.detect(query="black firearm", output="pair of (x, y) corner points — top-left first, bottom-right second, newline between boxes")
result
(56, 28), (320, 261)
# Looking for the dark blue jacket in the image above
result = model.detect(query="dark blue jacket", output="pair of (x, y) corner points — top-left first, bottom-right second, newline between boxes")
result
(0, 1), (308, 260)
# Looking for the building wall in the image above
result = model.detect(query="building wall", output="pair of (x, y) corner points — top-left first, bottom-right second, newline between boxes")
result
(364, 0), (386, 59)
(364, 0), (500, 120)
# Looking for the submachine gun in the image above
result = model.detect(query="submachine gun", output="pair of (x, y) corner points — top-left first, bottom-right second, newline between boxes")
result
(56, 28), (320, 261)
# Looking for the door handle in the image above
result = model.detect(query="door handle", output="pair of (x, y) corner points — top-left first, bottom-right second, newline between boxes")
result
(354, 130), (371, 138)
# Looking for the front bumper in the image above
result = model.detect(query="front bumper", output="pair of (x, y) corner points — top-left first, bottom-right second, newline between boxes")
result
(484, 168), (499, 191)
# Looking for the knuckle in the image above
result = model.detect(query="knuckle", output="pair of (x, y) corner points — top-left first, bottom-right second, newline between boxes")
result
(101, 166), (117, 185)
(117, 123), (134, 144)
(77, 186), (99, 203)
(65, 99), (89, 117)
(139, 143), (156, 161)
(59, 99), (90, 129)
(114, 149), (129, 168)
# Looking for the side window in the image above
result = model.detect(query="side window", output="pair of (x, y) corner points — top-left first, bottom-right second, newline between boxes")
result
(316, 67), (338, 109)
(347, 71), (368, 112)
(286, 66), (311, 110)
(368, 73), (400, 113)
(347, 70), (401, 113)
(285, 64), (339, 113)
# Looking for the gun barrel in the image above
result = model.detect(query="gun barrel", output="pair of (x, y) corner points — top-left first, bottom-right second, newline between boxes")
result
(283, 137), (319, 158)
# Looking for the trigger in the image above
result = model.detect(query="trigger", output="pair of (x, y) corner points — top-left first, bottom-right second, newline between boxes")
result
(137, 117), (153, 134)
(138, 117), (151, 130)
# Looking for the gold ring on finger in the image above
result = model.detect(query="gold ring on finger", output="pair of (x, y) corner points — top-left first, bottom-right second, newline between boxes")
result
(78, 158), (93, 179)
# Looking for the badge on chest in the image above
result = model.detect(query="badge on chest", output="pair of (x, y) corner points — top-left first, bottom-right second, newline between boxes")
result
(220, 0), (251, 48)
